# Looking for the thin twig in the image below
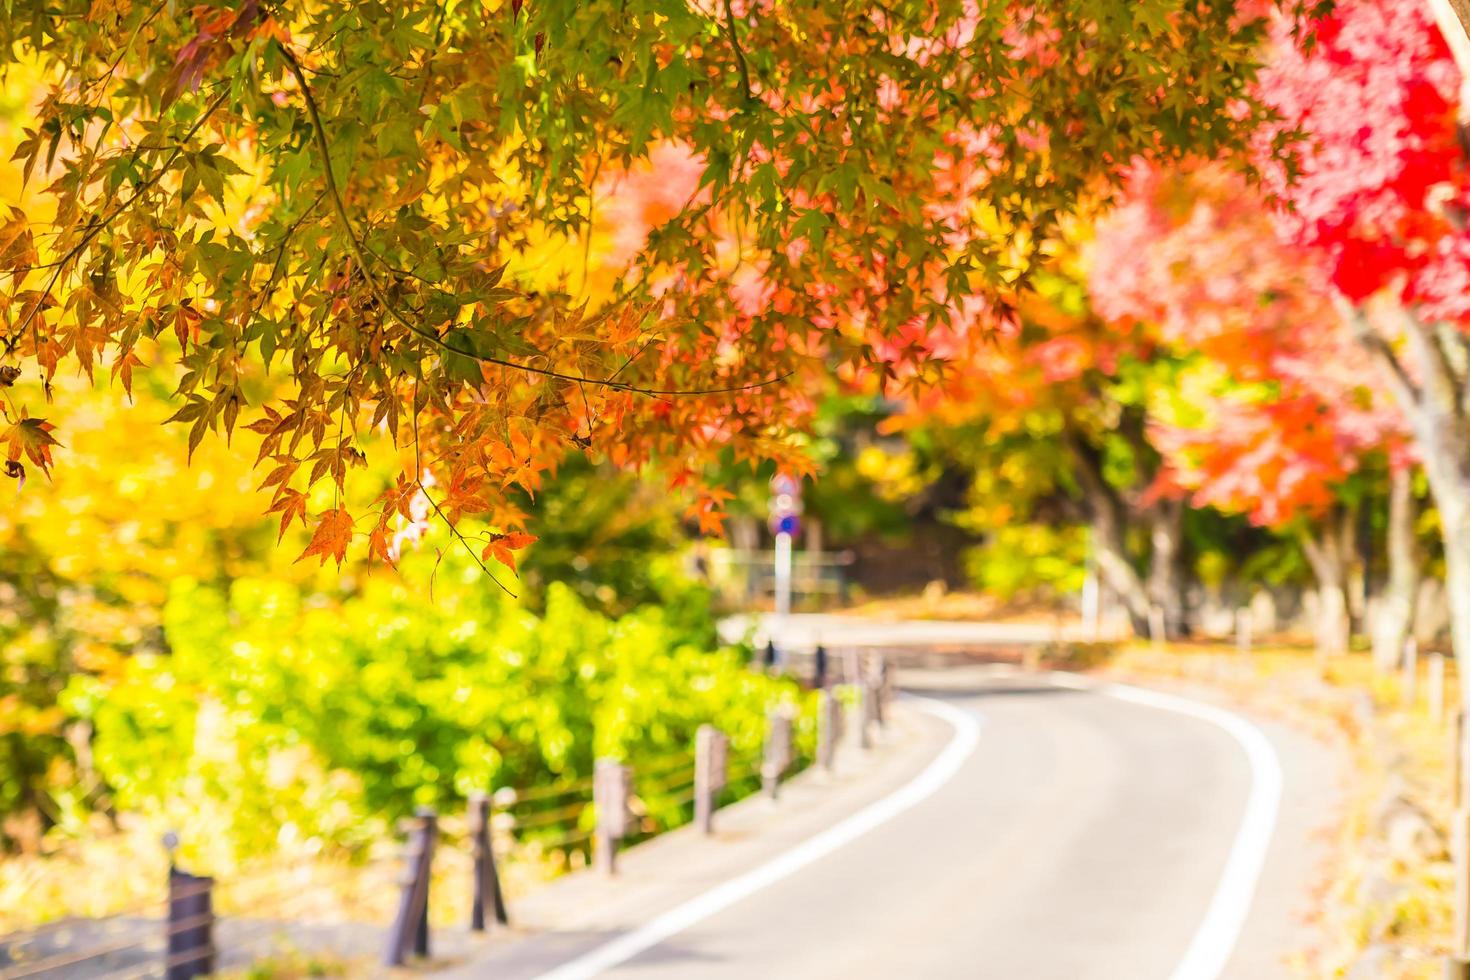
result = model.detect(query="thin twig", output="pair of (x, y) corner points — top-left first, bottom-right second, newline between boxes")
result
(275, 40), (785, 398)
(246, 190), (327, 325)
(3, 88), (231, 355)
(416, 480), (514, 596)
(722, 0), (755, 103)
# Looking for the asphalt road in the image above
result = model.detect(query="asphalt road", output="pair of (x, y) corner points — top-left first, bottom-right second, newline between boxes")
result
(515, 666), (1337, 980)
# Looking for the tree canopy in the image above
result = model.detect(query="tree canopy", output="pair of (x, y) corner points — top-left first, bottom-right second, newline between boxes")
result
(0, 0), (1282, 572)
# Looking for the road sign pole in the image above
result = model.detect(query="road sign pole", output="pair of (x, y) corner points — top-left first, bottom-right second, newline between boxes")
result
(774, 529), (793, 621)
(768, 473), (802, 659)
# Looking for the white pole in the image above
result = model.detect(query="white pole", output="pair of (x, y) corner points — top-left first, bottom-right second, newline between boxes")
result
(774, 530), (793, 620)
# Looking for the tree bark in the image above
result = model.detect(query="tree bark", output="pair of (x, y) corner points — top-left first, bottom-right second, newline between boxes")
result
(1350, 302), (1470, 706)
(1427, 0), (1470, 80)
(1300, 508), (1353, 658)
(1372, 467), (1419, 672)
(1146, 498), (1189, 639)
(1087, 502), (1153, 639)
(1064, 429), (1155, 637)
(1416, 429), (1470, 706)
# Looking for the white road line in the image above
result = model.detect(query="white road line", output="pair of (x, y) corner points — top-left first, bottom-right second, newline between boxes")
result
(1051, 672), (1285, 980)
(531, 695), (983, 980)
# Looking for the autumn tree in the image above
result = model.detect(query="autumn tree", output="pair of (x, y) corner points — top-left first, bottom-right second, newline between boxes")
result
(1258, 0), (1470, 673)
(1090, 163), (1409, 658)
(0, 367), (310, 844)
(901, 265), (1196, 639)
(0, 0), (1285, 571)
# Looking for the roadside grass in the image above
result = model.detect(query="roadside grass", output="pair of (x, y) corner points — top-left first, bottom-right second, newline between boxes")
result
(845, 588), (1069, 624)
(0, 818), (541, 932)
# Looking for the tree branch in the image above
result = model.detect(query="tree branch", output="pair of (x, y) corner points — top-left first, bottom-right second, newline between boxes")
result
(3, 88), (231, 355)
(1396, 304), (1463, 419)
(277, 41), (785, 399)
(418, 479), (516, 597)
(1436, 319), (1470, 412)
(1335, 293), (1421, 411)
(247, 190), (327, 326)
(1427, 0), (1470, 80)
(722, 0), (756, 103)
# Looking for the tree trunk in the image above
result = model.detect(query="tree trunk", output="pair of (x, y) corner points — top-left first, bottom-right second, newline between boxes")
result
(1146, 498), (1188, 639)
(1420, 446), (1470, 707)
(1372, 467), (1419, 672)
(1301, 509), (1353, 658)
(1350, 302), (1470, 704)
(1090, 512), (1153, 638)
(1064, 429), (1154, 637)
(1443, 491), (1470, 711)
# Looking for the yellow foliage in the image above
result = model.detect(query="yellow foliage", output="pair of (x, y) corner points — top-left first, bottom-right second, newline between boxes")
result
(854, 444), (930, 502)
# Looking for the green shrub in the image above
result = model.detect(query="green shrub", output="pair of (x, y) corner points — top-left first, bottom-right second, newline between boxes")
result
(64, 554), (809, 861)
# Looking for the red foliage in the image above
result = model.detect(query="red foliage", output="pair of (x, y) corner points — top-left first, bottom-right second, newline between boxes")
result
(1089, 164), (1406, 527)
(1256, 0), (1470, 319)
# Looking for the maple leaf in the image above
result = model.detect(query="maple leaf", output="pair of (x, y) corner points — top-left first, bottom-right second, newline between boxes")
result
(267, 488), (309, 543)
(0, 208), (35, 274)
(481, 530), (537, 572)
(367, 523), (396, 565)
(0, 0), (1288, 584)
(685, 491), (730, 536)
(2, 417), (59, 475)
(297, 506), (354, 566)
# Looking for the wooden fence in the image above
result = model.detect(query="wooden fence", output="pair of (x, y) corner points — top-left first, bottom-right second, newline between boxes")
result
(0, 653), (892, 979)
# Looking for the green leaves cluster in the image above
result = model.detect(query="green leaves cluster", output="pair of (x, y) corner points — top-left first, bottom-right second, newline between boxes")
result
(63, 554), (808, 859)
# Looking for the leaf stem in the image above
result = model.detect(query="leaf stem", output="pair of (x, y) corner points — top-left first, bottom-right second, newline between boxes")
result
(275, 40), (785, 398)
(3, 88), (231, 355)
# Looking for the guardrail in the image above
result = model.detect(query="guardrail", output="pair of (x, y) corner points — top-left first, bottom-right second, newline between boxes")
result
(0, 653), (893, 979)
(709, 549), (857, 608)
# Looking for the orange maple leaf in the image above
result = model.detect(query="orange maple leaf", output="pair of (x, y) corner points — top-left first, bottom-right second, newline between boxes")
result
(2, 416), (59, 474)
(297, 506), (353, 566)
(481, 530), (537, 572)
(266, 488), (309, 543)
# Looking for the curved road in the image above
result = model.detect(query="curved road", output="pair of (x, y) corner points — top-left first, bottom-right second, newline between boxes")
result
(462, 665), (1339, 980)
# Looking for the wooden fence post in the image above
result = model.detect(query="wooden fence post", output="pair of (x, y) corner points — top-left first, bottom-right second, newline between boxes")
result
(594, 758), (631, 875)
(165, 864), (215, 980)
(1432, 653), (1447, 726)
(469, 793), (508, 931)
(843, 648), (861, 687)
(855, 683), (873, 750)
(813, 644), (829, 690)
(1450, 710), (1470, 978)
(817, 690), (841, 772)
(384, 807), (437, 966)
(1404, 637), (1420, 709)
(695, 725), (728, 834)
(870, 654), (889, 728)
(762, 707), (794, 800)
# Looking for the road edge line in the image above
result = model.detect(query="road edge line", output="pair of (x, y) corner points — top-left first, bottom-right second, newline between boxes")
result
(531, 695), (983, 980)
(1052, 671), (1285, 980)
